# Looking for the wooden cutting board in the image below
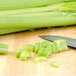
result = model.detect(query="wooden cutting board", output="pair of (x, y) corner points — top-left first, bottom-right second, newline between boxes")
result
(0, 26), (76, 76)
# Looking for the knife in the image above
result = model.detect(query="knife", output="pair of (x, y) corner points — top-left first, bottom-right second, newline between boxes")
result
(39, 35), (76, 48)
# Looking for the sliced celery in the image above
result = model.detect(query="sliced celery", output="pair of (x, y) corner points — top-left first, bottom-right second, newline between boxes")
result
(38, 48), (51, 57)
(0, 2), (76, 16)
(33, 57), (47, 63)
(20, 50), (31, 61)
(34, 43), (40, 53)
(23, 45), (34, 52)
(52, 44), (58, 54)
(0, 44), (8, 54)
(15, 49), (22, 58)
(50, 61), (60, 68)
(54, 39), (68, 52)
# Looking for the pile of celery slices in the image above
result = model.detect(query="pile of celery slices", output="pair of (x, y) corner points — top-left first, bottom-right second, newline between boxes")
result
(15, 39), (68, 63)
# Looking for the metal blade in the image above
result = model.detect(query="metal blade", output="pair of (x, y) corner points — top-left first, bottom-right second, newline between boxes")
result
(39, 35), (76, 48)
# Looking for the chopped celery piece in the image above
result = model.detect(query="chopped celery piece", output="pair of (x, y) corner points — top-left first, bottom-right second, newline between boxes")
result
(49, 44), (53, 54)
(54, 39), (68, 52)
(42, 40), (51, 48)
(38, 48), (50, 57)
(34, 43), (40, 53)
(34, 41), (52, 54)
(42, 41), (53, 54)
(15, 49), (22, 58)
(33, 57), (47, 63)
(23, 45), (34, 52)
(20, 50), (31, 61)
(52, 44), (58, 54)
(39, 42), (44, 48)
(0, 44), (8, 54)
(43, 41), (54, 54)
(50, 61), (60, 68)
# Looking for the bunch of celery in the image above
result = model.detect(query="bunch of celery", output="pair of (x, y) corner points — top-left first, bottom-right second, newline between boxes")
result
(0, 0), (76, 35)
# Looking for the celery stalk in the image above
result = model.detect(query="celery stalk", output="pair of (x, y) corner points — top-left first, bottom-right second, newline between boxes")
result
(0, 12), (76, 29)
(0, 2), (76, 16)
(0, 28), (27, 35)
(0, 1), (75, 35)
(0, 0), (75, 10)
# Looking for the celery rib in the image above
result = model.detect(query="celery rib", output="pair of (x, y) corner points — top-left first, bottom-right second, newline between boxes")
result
(0, 0), (75, 10)
(0, 28), (27, 35)
(0, 2), (76, 16)
(0, 12), (76, 29)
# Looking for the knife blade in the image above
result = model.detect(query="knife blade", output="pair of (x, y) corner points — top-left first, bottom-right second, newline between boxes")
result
(39, 35), (76, 48)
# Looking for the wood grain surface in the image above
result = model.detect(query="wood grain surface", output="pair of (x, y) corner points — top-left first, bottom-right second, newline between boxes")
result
(0, 26), (76, 76)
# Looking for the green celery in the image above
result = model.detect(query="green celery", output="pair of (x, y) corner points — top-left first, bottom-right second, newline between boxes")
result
(41, 41), (53, 55)
(34, 43), (40, 53)
(38, 48), (51, 57)
(20, 50), (31, 61)
(42, 40), (51, 48)
(0, 1), (75, 35)
(15, 49), (22, 58)
(0, 12), (76, 30)
(0, 28), (27, 35)
(0, 2), (76, 16)
(50, 61), (60, 68)
(54, 39), (68, 52)
(52, 44), (58, 54)
(33, 57), (47, 63)
(0, 0), (74, 10)
(23, 45), (34, 52)
(0, 44), (8, 54)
